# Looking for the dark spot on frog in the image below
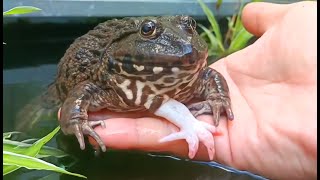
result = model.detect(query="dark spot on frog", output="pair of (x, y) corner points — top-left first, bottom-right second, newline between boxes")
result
(164, 77), (175, 83)
(135, 54), (145, 61)
(108, 56), (121, 73)
(172, 61), (183, 66)
(146, 75), (162, 81)
(189, 58), (196, 64)
(121, 54), (136, 73)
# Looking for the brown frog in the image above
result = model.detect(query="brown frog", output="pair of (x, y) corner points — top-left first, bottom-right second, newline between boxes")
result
(22, 16), (234, 160)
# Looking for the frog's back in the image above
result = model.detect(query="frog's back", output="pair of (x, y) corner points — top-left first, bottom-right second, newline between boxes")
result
(55, 18), (139, 100)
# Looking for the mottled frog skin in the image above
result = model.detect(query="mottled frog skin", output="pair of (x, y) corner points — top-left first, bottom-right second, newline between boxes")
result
(38, 16), (234, 159)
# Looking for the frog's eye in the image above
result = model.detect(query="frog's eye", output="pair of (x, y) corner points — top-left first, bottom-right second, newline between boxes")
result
(140, 20), (157, 38)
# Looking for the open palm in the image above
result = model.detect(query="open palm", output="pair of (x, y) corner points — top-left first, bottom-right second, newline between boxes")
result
(63, 2), (316, 179)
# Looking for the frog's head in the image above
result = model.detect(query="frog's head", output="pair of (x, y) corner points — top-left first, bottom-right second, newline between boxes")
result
(107, 16), (208, 77)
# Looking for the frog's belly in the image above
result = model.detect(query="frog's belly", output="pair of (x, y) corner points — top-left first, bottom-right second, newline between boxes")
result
(88, 71), (200, 112)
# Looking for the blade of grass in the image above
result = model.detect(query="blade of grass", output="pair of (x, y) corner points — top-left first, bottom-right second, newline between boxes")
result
(3, 151), (86, 178)
(198, 24), (219, 51)
(197, 0), (225, 52)
(3, 127), (60, 175)
(216, 0), (223, 9)
(3, 132), (22, 139)
(228, 27), (253, 53)
(3, 139), (68, 158)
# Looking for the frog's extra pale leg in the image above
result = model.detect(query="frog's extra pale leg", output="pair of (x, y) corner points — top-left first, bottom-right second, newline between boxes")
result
(154, 99), (216, 160)
(59, 83), (106, 152)
(188, 68), (234, 127)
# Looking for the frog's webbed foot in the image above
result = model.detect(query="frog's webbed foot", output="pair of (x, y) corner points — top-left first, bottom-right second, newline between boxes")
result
(187, 97), (234, 127)
(154, 99), (216, 160)
(60, 113), (107, 152)
(159, 120), (216, 160)
(190, 68), (234, 127)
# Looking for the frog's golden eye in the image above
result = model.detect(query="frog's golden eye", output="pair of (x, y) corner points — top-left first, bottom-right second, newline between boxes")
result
(140, 20), (157, 38)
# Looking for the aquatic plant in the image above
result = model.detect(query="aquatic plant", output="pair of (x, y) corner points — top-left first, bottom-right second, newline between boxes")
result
(197, 0), (254, 62)
(3, 127), (86, 178)
(3, 5), (86, 178)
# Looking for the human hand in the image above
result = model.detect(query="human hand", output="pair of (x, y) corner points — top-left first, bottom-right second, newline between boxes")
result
(62, 2), (317, 179)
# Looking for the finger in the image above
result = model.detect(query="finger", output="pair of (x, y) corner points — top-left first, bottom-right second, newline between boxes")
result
(58, 108), (61, 119)
(242, 2), (292, 36)
(89, 116), (217, 161)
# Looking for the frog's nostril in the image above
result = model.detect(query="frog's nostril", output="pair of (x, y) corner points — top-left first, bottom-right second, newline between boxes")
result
(181, 44), (199, 65)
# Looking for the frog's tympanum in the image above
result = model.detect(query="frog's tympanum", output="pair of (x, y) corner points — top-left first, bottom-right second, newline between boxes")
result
(31, 16), (234, 160)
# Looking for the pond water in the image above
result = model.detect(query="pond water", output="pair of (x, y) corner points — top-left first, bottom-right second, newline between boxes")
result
(3, 18), (266, 180)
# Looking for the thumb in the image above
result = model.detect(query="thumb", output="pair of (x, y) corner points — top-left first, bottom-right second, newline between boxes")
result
(242, 2), (292, 36)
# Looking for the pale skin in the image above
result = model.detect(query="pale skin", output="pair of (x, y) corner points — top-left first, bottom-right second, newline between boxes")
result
(58, 2), (317, 179)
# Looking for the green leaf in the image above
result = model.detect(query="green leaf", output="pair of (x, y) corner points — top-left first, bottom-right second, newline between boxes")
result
(3, 127), (60, 175)
(228, 27), (253, 53)
(232, 3), (246, 41)
(3, 6), (41, 16)
(197, 0), (224, 51)
(3, 165), (19, 176)
(3, 151), (86, 178)
(3, 139), (68, 158)
(198, 24), (219, 52)
(25, 127), (60, 156)
(216, 0), (223, 10)
(3, 131), (21, 139)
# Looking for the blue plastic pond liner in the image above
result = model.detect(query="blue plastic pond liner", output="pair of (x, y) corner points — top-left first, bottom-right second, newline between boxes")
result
(194, 161), (269, 180)
(147, 153), (268, 180)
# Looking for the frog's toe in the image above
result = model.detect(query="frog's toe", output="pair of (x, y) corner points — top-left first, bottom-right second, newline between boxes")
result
(159, 130), (199, 159)
(187, 101), (212, 117)
(159, 120), (216, 160)
(82, 121), (106, 152)
(209, 98), (234, 126)
(73, 123), (85, 150)
(88, 120), (106, 128)
(199, 121), (216, 133)
(188, 98), (234, 127)
(62, 119), (106, 152)
(195, 122), (215, 160)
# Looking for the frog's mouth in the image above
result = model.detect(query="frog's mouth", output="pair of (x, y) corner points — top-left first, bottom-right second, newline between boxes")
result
(109, 50), (207, 77)
(110, 41), (207, 71)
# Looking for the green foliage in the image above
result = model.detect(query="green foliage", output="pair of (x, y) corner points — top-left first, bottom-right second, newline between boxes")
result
(197, 0), (254, 61)
(3, 4), (86, 178)
(3, 6), (41, 16)
(3, 127), (86, 178)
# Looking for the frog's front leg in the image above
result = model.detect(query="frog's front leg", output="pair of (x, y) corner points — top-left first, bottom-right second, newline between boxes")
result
(147, 97), (216, 160)
(188, 68), (234, 127)
(59, 82), (106, 152)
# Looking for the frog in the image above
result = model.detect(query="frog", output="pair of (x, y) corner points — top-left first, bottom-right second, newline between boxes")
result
(23, 16), (234, 160)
